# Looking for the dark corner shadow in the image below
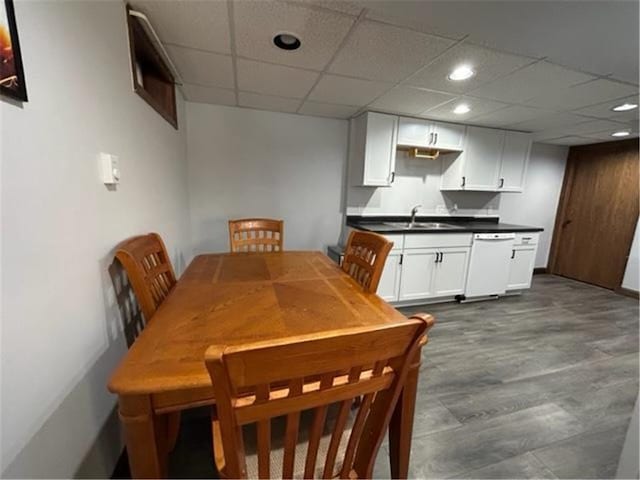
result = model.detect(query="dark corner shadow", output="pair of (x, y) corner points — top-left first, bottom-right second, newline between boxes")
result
(108, 259), (146, 349)
(1, 95), (25, 109)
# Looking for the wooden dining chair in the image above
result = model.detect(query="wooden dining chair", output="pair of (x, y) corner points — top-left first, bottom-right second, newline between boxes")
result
(114, 232), (177, 323)
(114, 233), (181, 450)
(229, 218), (284, 253)
(205, 313), (435, 479)
(342, 230), (393, 294)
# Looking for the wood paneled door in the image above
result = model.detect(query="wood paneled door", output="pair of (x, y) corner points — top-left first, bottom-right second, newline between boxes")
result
(549, 139), (639, 289)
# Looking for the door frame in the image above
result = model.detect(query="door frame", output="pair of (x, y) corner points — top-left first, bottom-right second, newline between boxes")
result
(548, 138), (639, 288)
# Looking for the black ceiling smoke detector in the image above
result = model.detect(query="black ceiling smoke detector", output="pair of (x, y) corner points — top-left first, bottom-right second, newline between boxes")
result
(273, 33), (301, 51)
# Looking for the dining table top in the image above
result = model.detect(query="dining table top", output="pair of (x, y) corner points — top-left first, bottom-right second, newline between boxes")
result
(108, 250), (408, 396)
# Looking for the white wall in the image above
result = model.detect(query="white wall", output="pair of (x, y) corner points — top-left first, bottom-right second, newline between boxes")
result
(186, 103), (347, 254)
(1, 1), (191, 477)
(622, 217), (639, 291)
(498, 143), (568, 268)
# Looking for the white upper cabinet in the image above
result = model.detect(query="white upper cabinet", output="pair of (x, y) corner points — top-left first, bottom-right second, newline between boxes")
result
(397, 118), (466, 151)
(498, 131), (532, 192)
(397, 118), (431, 148)
(431, 121), (466, 151)
(461, 126), (504, 191)
(441, 126), (531, 192)
(350, 112), (398, 187)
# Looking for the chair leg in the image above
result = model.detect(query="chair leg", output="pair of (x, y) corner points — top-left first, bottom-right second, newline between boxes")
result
(167, 411), (181, 452)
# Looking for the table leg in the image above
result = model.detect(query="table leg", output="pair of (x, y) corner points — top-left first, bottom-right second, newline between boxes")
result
(119, 395), (169, 478)
(388, 349), (421, 479)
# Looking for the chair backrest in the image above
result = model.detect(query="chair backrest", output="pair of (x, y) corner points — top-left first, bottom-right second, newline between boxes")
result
(342, 231), (393, 294)
(229, 218), (284, 253)
(205, 314), (434, 479)
(114, 233), (177, 322)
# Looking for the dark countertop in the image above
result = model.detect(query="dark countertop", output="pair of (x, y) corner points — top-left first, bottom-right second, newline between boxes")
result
(346, 215), (543, 234)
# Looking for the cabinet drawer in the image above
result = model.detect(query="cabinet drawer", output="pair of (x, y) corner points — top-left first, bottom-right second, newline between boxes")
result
(514, 233), (539, 246)
(404, 233), (472, 249)
(382, 234), (404, 251)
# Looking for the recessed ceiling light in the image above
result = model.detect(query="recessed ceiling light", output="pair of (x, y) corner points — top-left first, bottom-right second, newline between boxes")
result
(611, 130), (631, 137)
(273, 33), (301, 51)
(448, 65), (475, 81)
(611, 103), (638, 112)
(453, 104), (471, 115)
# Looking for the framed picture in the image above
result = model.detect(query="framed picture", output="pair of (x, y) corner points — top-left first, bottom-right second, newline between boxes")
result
(1, 0), (27, 102)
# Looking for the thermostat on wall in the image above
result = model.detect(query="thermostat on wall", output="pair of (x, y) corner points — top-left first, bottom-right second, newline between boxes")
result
(100, 152), (120, 185)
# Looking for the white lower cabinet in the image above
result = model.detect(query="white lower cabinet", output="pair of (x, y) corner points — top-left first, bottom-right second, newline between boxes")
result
(398, 249), (438, 301)
(433, 247), (470, 296)
(507, 245), (537, 290)
(378, 251), (403, 302)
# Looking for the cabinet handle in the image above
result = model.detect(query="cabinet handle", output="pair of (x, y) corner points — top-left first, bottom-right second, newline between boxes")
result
(435, 132), (439, 144)
(390, 171), (395, 183)
(499, 178), (504, 188)
(399, 253), (403, 265)
(428, 132), (434, 144)
(461, 176), (466, 187)
(434, 253), (439, 263)
(439, 252), (443, 262)
(511, 249), (515, 259)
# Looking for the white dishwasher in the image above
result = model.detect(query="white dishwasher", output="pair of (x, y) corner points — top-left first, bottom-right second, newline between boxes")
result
(465, 233), (516, 298)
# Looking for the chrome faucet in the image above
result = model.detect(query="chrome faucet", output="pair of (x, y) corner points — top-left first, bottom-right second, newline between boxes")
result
(410, 204), (422, 227)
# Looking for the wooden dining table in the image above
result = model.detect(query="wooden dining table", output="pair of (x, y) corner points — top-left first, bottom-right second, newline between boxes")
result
(108, 251), (426, 479)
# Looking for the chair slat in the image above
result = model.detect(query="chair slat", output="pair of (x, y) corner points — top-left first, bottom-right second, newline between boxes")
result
(304, 374), (334, 478)
(282, 378), (303, 479)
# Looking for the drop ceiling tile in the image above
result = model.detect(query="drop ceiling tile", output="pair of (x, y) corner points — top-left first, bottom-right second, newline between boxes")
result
(131, 0), (231, 53)
(370, 86), (456, 115)
(526, 78), (639, 110)
(182, 84), (236, 106)
(406, 43), (534, 94)
(572, 95), (640, 122)
(422, 96), (509, 122)
(238, 92), (301, 113)
(469, 61), (595, 103)
(236, 59), (319, 99)
(308, 74), (393, 106)
(283, 0), (363, 16)
(533, 119), (629, 140)
(509, 112), (592, 132)
(234, 1), (354, 71)
(299, 101), (359, 118)
(469, 105), (550, 128)
(541, 136), (597, 146)
(329, 20), (456, 83)
(166, 45), (234, 88)
(582, 126), (639, 141)
(364, 8), (463, 39)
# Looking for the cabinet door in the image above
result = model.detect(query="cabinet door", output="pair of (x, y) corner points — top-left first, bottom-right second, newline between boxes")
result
(432, 121), (466, 151)
(377, 251), (402, 302)
(363, 112), (398, 186)
(397, 117), (432, 148)
(398, 250), (437, 301)
(499, 131), (531, 192)
(462, 126), (504, 190)
(433, 247), (470, 296)
(507, 246), (537, 290)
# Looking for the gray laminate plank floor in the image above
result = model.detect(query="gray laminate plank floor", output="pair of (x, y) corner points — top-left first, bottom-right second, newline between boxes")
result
(121, 274), (638, 479)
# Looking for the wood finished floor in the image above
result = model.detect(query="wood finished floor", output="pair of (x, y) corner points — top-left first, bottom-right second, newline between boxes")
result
(113, 274), (639, 479)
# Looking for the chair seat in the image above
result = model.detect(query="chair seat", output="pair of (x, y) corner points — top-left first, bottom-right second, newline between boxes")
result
(214, 404), (356, 479)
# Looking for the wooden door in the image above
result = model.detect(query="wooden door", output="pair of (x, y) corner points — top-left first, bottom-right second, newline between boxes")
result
(549, 139), (639, 289)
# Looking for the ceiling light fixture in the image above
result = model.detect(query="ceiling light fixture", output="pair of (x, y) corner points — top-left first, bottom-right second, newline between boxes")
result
(273, 32), (301, 51)
(611, 102), (638, 112)
(448, 65), (475, 81)
(453, 104), (471, 115)
(611, 130), (630, 137)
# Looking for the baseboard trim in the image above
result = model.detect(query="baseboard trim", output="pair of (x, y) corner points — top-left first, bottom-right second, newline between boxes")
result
(533, 267), (548, 275)
(615, 287), (639, 299)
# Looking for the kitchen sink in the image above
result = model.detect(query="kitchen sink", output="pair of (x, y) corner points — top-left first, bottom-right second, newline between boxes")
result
(383, 221), (464, 230)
